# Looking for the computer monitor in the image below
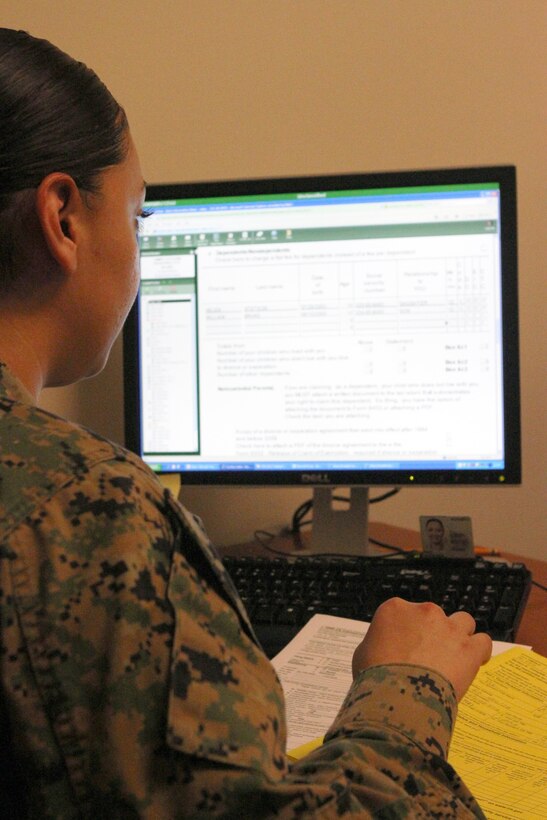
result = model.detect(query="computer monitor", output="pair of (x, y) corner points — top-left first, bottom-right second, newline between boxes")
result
(123, 165), (520, 554)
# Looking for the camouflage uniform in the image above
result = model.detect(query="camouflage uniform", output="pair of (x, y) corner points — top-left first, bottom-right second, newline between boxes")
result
(0, 362), (485, 818)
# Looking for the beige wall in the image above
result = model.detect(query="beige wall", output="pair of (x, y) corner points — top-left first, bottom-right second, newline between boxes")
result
(3, 1), (545, 559)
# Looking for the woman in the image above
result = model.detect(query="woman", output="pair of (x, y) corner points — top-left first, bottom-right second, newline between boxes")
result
(425, 517), (447, 554)
(0, 28), (491, 818)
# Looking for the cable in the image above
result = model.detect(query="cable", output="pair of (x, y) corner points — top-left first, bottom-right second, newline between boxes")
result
(253, 526), (416, 561)
(290, 488), (401, 535)
(368, 536), (414, 556)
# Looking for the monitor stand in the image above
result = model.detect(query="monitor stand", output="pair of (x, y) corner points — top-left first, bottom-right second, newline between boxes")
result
(310, 487), (374, 555)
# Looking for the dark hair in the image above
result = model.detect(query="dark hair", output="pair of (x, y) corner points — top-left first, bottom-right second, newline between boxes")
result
(0, 29), (128, 289)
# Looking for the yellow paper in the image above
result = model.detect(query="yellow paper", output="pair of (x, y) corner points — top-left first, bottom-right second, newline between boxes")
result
(448, 648), (547, 819)
(287, 736), (324, 761)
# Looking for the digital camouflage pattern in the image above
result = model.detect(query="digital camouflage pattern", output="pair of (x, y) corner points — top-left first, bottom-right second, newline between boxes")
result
(0, 362), (486, 818)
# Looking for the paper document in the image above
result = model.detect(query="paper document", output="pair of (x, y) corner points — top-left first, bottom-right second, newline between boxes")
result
(272, 614), (363, 751)
(448, 648), (547, 819)
(271, 613), (528, 754)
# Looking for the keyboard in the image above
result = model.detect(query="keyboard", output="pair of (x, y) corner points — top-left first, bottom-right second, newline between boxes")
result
(223, 553), (532, 658)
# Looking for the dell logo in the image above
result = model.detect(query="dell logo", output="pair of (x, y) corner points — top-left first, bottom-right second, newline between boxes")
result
(302, 473), (330, 484)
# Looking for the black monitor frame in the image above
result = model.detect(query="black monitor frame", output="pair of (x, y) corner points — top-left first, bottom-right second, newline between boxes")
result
(123, 165), (520, 493)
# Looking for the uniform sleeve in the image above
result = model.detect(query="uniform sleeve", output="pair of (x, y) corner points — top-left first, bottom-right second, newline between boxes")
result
(165, 665), (487, 819)
(287, 664), (487, 817)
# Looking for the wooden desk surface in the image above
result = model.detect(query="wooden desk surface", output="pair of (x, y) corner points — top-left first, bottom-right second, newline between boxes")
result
(223, 521), (547, 656)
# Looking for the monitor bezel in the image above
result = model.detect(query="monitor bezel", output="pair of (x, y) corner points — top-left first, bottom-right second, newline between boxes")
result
(123, 164), (520, 487)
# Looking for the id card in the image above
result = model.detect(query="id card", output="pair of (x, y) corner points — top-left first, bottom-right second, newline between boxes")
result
(420, 515), (474, 557)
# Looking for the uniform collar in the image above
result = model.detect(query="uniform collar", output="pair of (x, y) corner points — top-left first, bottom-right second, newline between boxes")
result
(0, 362), (36, 406)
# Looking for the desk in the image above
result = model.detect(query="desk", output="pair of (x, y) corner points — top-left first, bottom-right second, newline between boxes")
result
(222, 521), (547, 656)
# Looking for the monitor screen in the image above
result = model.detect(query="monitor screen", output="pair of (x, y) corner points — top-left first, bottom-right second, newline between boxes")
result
(124, 166), (520, 498)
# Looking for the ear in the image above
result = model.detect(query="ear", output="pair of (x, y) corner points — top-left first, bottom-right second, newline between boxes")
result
(35, 173), (86, 275)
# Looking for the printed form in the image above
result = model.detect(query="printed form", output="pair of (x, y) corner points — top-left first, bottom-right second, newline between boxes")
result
(195, 237), (502, 464)
(449, 648), (547, 819)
